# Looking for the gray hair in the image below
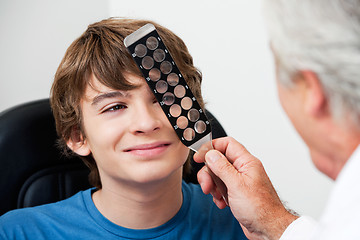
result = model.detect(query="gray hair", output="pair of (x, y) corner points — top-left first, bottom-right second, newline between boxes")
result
(263, 0), (360, 124)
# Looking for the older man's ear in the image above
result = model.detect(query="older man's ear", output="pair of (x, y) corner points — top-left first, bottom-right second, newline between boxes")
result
(299, 70), (328, 118)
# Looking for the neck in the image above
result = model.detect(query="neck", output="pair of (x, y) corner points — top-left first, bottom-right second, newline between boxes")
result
(311, 119), (360, 180)
(92, 169), (183, 229)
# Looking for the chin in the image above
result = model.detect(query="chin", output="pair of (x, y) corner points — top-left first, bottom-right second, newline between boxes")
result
(128, 162), (183, 185)
(310, 150), (336, 180)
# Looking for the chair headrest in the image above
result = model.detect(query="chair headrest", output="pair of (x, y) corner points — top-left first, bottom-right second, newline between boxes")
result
(0, 99), (89, 215)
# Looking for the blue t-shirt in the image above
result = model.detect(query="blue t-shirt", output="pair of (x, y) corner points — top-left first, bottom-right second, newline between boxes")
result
(0, 182), (247, 239)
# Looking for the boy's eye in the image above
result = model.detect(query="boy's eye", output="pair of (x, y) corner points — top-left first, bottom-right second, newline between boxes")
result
(104, 104), (126, 112)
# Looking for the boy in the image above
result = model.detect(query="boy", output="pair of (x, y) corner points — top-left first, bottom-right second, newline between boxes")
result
(0, 18), (246, 239)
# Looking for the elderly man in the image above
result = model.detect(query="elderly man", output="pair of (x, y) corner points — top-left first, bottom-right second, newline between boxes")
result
(194, 0), (360, 239)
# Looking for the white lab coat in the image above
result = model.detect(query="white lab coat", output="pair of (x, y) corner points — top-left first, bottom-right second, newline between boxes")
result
(280, 146), (360, 239)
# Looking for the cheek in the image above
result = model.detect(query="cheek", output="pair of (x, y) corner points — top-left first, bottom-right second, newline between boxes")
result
(277, 82), (288, 111)
(277, 82), (295, 119)
(171, 145), (191, 175)
(82, 115), (127, 156)
(178, 145), (191, 164)
(277, 85), (312, 145)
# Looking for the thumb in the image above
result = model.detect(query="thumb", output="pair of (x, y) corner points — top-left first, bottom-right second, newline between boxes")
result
(205, 149), (240, 189)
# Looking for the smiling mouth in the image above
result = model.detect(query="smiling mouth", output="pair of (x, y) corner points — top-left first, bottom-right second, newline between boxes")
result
(124, 143), (171, 153)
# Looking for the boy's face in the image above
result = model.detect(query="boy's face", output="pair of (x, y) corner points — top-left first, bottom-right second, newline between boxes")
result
(68, 73), (189, 186)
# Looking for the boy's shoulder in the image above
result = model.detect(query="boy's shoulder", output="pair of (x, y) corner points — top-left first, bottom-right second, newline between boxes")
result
(1, 188), (89, 220)
(0, 189), (92, 239)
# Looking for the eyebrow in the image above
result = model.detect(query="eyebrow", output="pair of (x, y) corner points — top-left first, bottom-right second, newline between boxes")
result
(91, 91), (128, 106)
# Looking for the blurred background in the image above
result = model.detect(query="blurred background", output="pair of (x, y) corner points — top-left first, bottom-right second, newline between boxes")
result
(0, 0), (332, 219)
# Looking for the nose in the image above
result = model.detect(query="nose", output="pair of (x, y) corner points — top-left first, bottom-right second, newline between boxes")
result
(129, 103), (163, 135)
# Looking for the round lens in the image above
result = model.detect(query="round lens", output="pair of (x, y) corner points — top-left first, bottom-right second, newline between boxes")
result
(194, 120), (206, 134)
(183, 128), (195, 141)
(174, 85), (186, 98)
(181, 97), (192, 110)
(160, 61), (172, 74)
(170, 104), (182, 117)
(153, 49), (166, 62)
(167, 73), (179, 86)
(142, 56), (154, 70)
(163, 92), (175, 106)
(146, 36), (158, 50)
(134, 44), (147, 58)
(188, 109), (200, 122)
(149, 68), (161, 81)
(177, 116), (188, 129)
(155, 80), (168, 94)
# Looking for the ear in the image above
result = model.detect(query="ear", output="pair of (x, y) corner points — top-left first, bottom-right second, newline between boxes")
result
(66, 127), (91, 156)
(299, 70), (328, 117)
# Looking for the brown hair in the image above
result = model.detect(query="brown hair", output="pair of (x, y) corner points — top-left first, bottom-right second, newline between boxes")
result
(50, 18), (203, 188)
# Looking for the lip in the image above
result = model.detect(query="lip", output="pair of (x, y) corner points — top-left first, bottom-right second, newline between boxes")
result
(123, 141), (171, 157)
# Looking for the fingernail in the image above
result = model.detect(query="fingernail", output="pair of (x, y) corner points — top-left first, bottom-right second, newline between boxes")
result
(207, 150), (221, 163)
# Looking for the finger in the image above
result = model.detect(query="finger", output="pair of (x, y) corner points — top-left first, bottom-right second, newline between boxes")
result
(197, 166), (215, 195)
(206, 163), (229, 205)
(195, 137), (250, 165)
(193, 141), (213, 163)
(197, 166), (225, 201)
(212, 196), (227, 209)
(211, 137), (251, 165)
(210, 186), (223, 201)
(205, 149), (241, 190)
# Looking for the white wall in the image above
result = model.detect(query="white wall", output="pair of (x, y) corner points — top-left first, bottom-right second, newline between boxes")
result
(0, 0), (333, 220)
(0, 0), (109, 111)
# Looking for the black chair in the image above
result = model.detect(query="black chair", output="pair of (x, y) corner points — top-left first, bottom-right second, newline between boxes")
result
(0, 99), (226, 216)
